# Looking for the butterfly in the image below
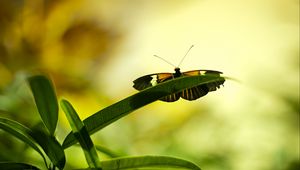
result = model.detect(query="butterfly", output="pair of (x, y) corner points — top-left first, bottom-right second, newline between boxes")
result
(133, 45), (225, 102)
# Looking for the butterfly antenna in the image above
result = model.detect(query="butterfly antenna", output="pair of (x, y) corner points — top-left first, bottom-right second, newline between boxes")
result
(153, 55), (176, 68)
(177, 45), (194, 67)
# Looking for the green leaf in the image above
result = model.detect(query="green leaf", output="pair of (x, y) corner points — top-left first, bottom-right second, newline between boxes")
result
(0, 117), (48, 168)
(30, 126), (65, 170)
(101, 155), (201, 170)
(0, 162), (40, 170)
(61, 100), (101, 168)
(95, 145), (121, 158)
(28, 75), (58, 135)
(63, 75), (225, 148)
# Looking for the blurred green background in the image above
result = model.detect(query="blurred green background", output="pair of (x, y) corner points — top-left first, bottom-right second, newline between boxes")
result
(0, 0), (299, 170)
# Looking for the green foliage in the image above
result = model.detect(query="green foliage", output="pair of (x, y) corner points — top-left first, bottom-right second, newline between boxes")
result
(61, 100), (101, 169)
(0, 162), (39, 170)
(100, 156), (201, 170)
(30, 126), (66, 170)
(0, 118), (48, 167)
(28, 75), (58, 135)
(63, 75), (225, 148)
(94, 145), (121, 158)
(0, 74), (225, 169)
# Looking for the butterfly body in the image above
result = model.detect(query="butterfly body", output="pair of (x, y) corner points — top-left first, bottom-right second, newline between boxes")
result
(133, 67), (224, 102)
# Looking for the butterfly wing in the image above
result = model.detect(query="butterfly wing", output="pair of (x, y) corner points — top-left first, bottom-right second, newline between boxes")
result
(133, 69), (224, 102)
(133, 73), (181, 102)
(181, 86), (209, 101)
(133, 73), (174, 90)
(182, 70), (223, 76)
(159, 93), (181, 102)
(180, 70), (225, 101)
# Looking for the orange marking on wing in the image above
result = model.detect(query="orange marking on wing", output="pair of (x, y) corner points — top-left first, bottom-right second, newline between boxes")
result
(157, 73), (173, 82)
(182, 70), (201, 76)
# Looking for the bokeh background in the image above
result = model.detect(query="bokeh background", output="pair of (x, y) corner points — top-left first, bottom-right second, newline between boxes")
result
(0, 0), (299, 170)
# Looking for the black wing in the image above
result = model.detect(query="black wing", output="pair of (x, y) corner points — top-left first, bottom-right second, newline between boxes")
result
(182, 70), (223, 76)
(133, 73), (181, 102)
(133, 70), (225, 102)
(133, 73), (174, 90)
(180, 70), (225, 101)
